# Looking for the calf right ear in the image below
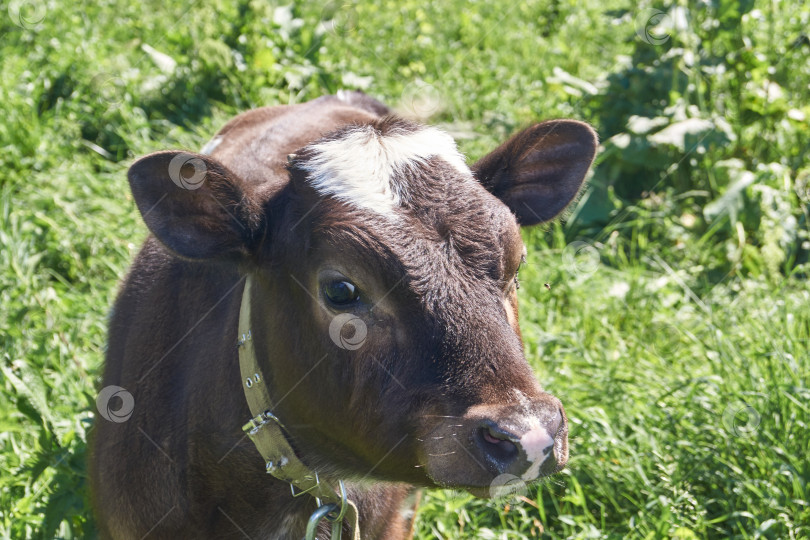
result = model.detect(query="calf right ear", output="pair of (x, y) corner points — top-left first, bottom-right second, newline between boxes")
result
(128, 151), (263, 260)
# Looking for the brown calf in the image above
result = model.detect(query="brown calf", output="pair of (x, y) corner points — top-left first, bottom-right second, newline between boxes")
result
(90, 91), (597, 539)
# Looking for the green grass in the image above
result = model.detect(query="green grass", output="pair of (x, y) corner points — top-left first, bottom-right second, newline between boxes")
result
(1, 0), (808, 538)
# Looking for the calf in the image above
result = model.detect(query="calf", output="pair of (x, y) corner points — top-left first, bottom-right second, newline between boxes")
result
(90, 91), (597, 539)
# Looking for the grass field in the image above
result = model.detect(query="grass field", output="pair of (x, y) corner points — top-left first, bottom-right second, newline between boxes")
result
(1, 0), (808, 538)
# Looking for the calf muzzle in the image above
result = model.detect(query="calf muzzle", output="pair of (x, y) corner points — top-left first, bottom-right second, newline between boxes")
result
(422, 394), (568, 493)
(474, 409), (565, 480)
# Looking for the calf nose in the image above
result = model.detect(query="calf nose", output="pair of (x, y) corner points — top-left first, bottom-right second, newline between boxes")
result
(474, 408), (565, 480)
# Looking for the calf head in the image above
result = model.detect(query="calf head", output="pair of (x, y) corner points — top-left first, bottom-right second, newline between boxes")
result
(128, 116), (597, 495)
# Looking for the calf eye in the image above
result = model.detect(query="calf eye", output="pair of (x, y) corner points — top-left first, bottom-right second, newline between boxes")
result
(323, 280), (360, 307)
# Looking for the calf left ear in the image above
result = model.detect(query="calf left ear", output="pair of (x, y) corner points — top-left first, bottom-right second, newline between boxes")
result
(473, 120), (598, 225)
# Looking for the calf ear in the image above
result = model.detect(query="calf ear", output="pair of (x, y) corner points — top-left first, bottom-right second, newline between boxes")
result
(128, 151), (263, 260)
(473, 120), (598, 225)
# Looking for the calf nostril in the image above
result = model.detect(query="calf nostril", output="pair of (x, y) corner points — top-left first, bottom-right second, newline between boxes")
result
(481, 429), (505, 445)
(476, 425), (519, 467)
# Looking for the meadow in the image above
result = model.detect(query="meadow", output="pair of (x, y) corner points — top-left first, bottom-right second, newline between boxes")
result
(1, 0), (808, 538)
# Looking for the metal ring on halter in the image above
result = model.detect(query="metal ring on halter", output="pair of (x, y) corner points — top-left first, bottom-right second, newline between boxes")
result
(304, 503), (339, 540)
(326, 480), (348, 522)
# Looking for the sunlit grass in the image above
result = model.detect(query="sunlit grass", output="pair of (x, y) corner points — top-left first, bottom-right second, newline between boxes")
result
(1, 0), (808, 538)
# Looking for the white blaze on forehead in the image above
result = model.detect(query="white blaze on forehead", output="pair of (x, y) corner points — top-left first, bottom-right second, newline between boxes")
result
(299, 124), (471, 214)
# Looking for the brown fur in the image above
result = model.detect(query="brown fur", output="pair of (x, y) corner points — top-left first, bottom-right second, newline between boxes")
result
(89, 92), (597, 539)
